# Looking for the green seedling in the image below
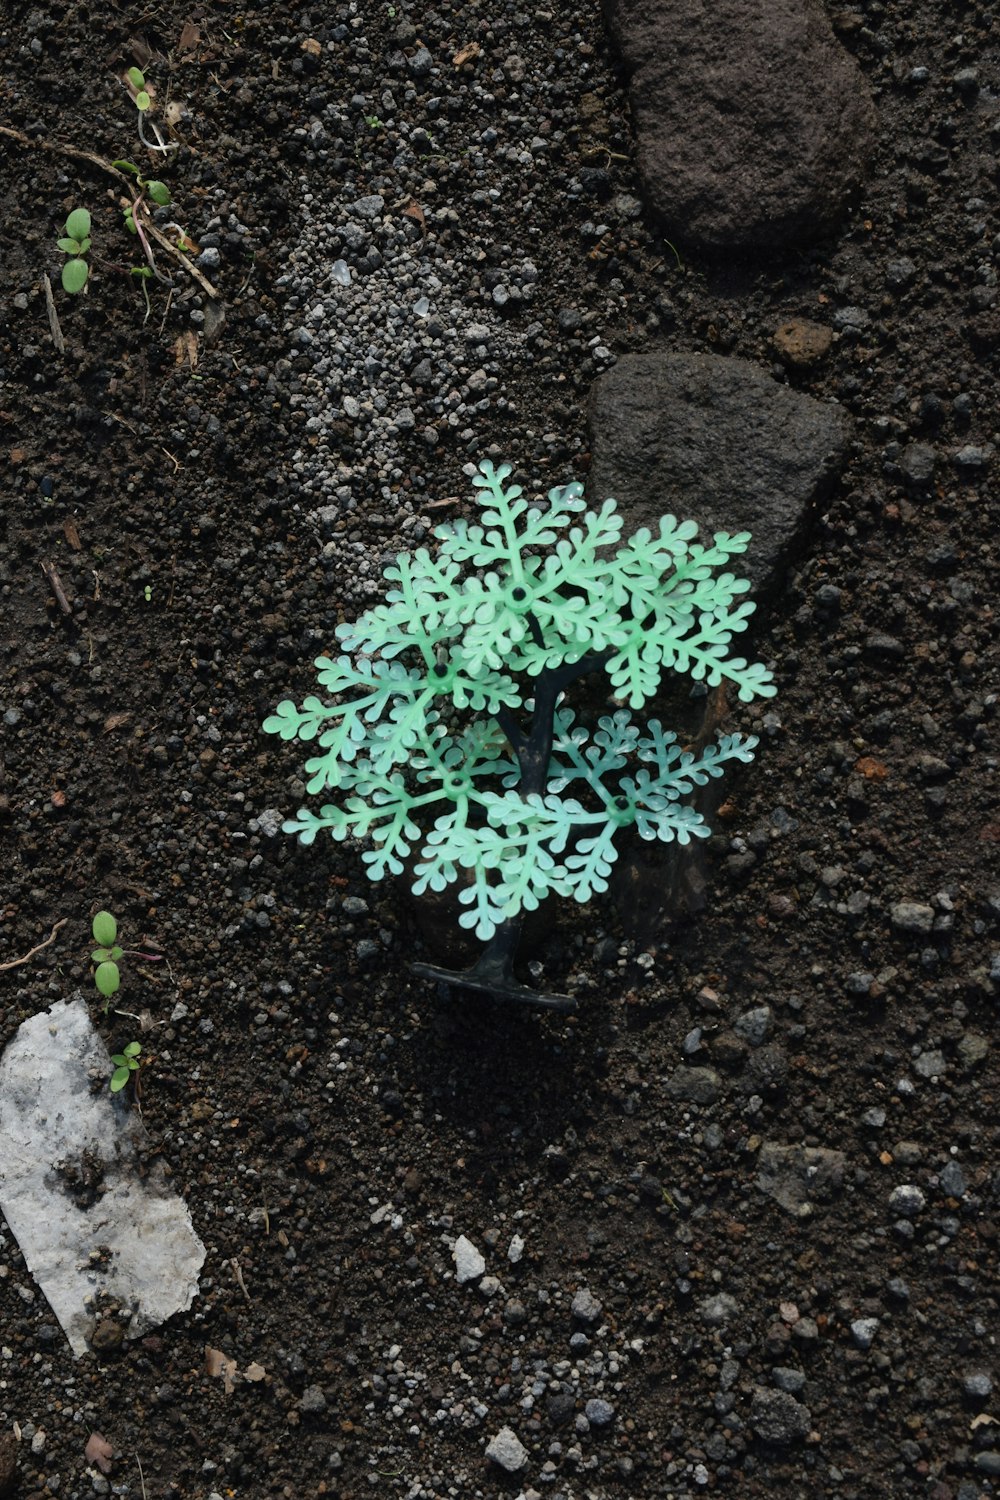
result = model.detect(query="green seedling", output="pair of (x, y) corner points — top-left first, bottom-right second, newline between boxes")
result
(91, 910), (124, 1002)
(58, 208), (92, 294)
(110, 1040), (142, 1093)
(111, 160), (172, 304)
(126, 65), (151, 112)
(90, 909), (163, 1011)
(124, 65), (176, 156)
(265, 459), (776, 1008)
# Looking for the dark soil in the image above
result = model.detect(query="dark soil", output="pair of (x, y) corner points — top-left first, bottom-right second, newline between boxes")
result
(1, 3), (999, 1499)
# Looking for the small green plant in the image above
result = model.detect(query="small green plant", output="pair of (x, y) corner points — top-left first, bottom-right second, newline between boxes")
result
(110, 160), (172, 317)
(124, 65), (176, 156)
(264, 460), (776, 1006)
(90, 909), (163, 1010)
(365, 114), (385, 130)
(110, 1040), (142, 1093)
(58, 208), (92, 294)
(126, 65), (151, 113)
(91, 910), (123, 1002)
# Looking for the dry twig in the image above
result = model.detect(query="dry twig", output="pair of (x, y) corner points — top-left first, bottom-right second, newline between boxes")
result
(0, 917), (68, 973)
(42, 272), (65, 354)
(41, 559), (73, 615)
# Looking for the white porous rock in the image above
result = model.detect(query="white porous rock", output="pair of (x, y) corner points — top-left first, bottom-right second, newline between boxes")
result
(453, 1234), (486, 1283)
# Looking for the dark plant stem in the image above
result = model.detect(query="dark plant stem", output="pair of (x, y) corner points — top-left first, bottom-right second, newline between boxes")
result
(412, 618), (613, 1011)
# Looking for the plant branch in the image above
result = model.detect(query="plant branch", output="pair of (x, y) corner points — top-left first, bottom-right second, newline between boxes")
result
(495, 705), (525, 755)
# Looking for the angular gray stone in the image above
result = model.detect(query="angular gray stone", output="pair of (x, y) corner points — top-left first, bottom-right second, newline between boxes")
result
(749, 1385), (812, 1444)
(890, 901), (935, 936)
(485, 1426), (528, 1472)
(733, 1006), (773, 1047)
(851, 1317), (880, 1351)
(603, 0), (876, 252)
(571, 1286), (603, 1324)
(757, 1142), (846, 1215)
(453, 1235), (486, 1283)
(588, 352), (850, 594)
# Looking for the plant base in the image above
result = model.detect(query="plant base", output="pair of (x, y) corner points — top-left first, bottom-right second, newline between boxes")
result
(410, 960), (577, 1014)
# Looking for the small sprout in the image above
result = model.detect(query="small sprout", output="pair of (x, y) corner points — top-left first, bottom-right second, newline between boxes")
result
(89, 908), (163, 1009)
(126, 66), (150, 111)
(92, 911), (123, 1005)
(146, 180), (170, 207)
(110, 1041), (142, 1093)
(58, 208), (92, 293)
(143, 584), (153, 602)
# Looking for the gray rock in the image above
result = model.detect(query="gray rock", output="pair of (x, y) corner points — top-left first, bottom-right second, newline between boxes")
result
(900, 442), (937, 491)
(699, 1292), (741, 1326)
(888, 1184), (925, 1218)
(939, 1160), (967, 1197)
(588, 351), (850, 594)
(485, 1426), (528, 1472)
(602, 0), (876, 252)
(739, 1042), (789, 1095)
(584, 1398), (616, 1427)
(914, 1049), (947, 1079)
(757, 1142), (846, 1215)
(886, 258), (917, 289)
(832, 304), (870, 332)
(891, 901), (935, 935)
(963, 1373), (993, 1400)
(734, 1006), (773, 1046)
(453, 1235), (486, 1283)
(663, 1065), (722, 1106)
(749, 1385), (812, 1444)
(299, 1384), (327, 1414)
(772, 1367), (806, 1394)
(851, 1317), (880, 1351)
(791, 1316), (820, 1346)
(350, 194), (385, 220)
(571, 1286), (603, 1324)
(957, 1033), (989, 1069)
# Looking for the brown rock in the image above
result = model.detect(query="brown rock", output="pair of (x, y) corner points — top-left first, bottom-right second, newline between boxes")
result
(89, 1318), (125, 1355)
(603, 0), (877, 252)
(773, 318), (835, 367)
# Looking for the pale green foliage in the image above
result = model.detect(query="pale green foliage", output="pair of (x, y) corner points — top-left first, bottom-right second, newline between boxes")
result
(264, 460), (775, 941)
(58, 208), (92, 294)
(110, 1040), (141, 1093)
(91, 910), (123, 1001)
